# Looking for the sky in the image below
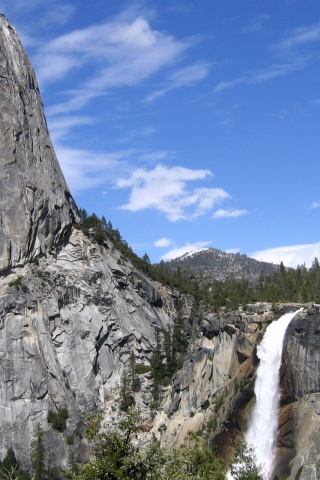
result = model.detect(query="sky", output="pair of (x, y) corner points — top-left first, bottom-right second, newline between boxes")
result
(1, 0), (320, 267)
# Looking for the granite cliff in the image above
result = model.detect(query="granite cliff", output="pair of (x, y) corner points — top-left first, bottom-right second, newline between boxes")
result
(0, 14), (173, 471)
(0, 13), (320, 479)
(0, 14), (78, 272)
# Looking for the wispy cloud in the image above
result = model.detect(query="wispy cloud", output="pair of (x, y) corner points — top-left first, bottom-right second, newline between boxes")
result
(33, 15), (195, 114)
(154, 237), (173, 248)
(241, 14), (270, 33)
(215, 22), (320, 93)
(49, 115), (94, 142)
(215, 60), (304, 92)
(145, 61), (211, 103)
(309, 201), (320, 209)
(55, 144), (136, 194)
(250, 242), (320, 268)
(213, 208), (248, 218)
(115, 164), (230, 221)
(2, 0), (75, 32)
(161, 241), (211, 260)
(275, 24), (320, 52)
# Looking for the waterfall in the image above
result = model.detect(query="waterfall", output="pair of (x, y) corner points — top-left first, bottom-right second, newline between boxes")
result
(228, 308), (302, 480)
(246, 308), (303, 477)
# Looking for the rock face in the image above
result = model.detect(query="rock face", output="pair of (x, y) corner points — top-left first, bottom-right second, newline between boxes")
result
(0, 15), (78, 271)
(277, 306), (320, 479)
(0, 15), (173, 471)
(0, 228), (172, 469)
(155, 306), (275, 450)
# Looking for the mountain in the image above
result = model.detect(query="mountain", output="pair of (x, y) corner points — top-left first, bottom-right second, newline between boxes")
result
(0, 14), (78, 272)
(165, 248), (278, 283)
(0, 14), (319, 480)
(0, 14), (172, 471)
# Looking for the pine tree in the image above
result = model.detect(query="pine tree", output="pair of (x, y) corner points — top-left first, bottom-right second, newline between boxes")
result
(119, 369), (135, 412)
(31, 424), (47, 480)
(150, 328), (165, 405)
(129, 351), (140, 393)
(0, 447), (18, 479)
(230, 440), (265, 480)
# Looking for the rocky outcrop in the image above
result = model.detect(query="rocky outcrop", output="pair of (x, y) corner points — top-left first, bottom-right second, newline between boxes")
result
(277, 305), (320, 479)
(0, 228), (172, 470)
(0, 15), (78, 271)
(155, 306), (275, 450)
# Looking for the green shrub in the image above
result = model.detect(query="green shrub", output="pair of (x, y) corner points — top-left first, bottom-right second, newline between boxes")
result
(201, 399), (210, 410)
(135, 364), (151, 375)
(8, 276), (22, 288)
(48, 408), (68, 432)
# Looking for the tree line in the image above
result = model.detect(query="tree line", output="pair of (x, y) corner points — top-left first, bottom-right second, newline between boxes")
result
(77, 210), (320, 310)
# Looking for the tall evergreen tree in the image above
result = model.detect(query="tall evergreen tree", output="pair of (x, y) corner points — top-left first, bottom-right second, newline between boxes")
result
(129, 351), (140, 393)
(119, 369), (135, 412)
(150, 328), (165, 405)
(31, 424), (47, 480)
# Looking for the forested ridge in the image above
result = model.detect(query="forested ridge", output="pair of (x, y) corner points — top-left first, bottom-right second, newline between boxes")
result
(77, 210), (320, 309)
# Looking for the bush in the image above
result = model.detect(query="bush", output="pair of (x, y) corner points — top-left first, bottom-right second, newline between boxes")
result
(48, 408), (68, 432)
(8, 276), (22, 288)
(135, 364), (151, 375)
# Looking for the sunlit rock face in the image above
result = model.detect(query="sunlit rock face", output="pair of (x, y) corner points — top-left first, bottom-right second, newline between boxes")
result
(0, 227), (172, 469)
(0, 14), (78, 271)
(278, 306), (320, 480)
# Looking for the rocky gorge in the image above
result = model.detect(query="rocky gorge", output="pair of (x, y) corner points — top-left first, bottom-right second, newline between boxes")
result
(0, 13), (320, 479)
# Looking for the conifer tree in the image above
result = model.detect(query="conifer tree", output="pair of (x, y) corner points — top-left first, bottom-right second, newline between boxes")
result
(150, 328), (165, 404)
(31, 424), (47, 480)
(129, 351), (140, 393)
(119, 369), (135, 412)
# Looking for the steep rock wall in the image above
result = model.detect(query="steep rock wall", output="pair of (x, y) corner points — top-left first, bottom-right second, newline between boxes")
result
(155, 306), (275, 450)
(0, 228), (172, 470)
(278, 306), (320, 479)
(0, 15), (78, 271)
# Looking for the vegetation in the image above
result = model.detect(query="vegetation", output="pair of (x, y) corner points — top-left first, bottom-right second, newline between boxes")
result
(149, 318), (189, 408)
(77, 210), (320, 312)
(47, 408), (68, 432)
(31, 424), (47, 480)
(66, 408), (226, 480)
(119, 369), (135, 413)
(229, 440), (266, 480)
(0, 447), (30, 479)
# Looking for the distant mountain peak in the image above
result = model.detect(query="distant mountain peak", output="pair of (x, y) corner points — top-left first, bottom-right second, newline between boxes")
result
(165, 246), (277, 282)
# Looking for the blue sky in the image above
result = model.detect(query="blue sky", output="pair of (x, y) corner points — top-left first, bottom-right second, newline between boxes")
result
(1, 0), (320, 267)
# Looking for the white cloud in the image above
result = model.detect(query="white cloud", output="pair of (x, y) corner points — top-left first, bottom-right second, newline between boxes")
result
(34, 15), (193, 113)
(55, 144), (133, 194)
(154, 237), (173, 247)
(115, 163), (230, 221)
(309, 201), (320, 209)
(213, 208), (247, 218)
(250, 242), (320, 268)
(145, 61), (211, 103)
(161, 242), (211, 261)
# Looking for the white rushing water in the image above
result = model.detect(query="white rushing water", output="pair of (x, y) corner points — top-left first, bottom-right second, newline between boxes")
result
(227, 308), (302, 480)
(245, 308), (303, 478)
